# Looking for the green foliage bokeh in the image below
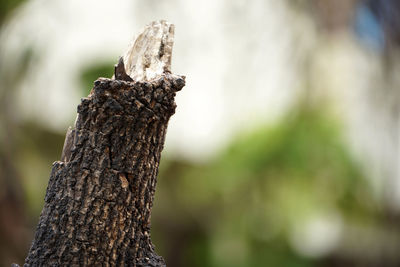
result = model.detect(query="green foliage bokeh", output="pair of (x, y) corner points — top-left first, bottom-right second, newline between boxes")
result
(152, 105), (379, 267)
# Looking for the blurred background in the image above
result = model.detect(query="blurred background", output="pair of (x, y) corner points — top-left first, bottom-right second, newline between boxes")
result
(1, 0), (400, 266)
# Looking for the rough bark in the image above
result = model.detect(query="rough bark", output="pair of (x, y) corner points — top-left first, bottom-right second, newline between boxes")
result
(22, 20), (185, 266)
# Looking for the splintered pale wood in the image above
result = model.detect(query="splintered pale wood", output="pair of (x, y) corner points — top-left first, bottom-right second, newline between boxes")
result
(123, 20), (174, 82)
(22, 20), (185, 267)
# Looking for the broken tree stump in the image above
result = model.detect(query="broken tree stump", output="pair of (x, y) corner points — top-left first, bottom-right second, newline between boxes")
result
(22, 20), (185, 266)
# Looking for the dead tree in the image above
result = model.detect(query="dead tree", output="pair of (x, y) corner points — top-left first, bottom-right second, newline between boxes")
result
(21, 20), (185, 266)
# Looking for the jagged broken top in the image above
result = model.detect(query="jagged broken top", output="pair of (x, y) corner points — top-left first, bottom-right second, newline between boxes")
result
(117, 20), (175, 82)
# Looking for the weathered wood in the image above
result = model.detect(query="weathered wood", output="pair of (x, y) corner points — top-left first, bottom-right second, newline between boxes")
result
(22, 20), (185, 266)
(122, 20), (174, 81)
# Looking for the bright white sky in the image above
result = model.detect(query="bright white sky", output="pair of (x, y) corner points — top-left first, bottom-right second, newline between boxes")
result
(0, 0), (303, 160)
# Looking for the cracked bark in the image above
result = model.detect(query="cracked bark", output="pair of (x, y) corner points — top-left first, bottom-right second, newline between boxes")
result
(21, 20), (185, 266)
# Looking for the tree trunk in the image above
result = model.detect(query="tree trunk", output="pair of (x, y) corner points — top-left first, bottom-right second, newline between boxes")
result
(22, 20), (185, 266)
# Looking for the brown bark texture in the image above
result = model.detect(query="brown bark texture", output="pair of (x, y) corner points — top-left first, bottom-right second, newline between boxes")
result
(23, 72), (184, 266)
